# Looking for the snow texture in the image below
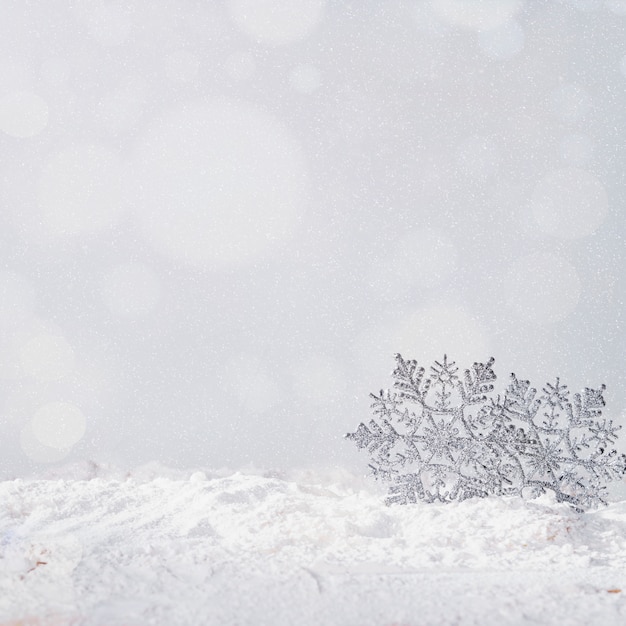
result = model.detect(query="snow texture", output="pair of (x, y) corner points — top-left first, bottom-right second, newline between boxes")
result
(347, 355), (626, 509)
(1, 465), (626, 625)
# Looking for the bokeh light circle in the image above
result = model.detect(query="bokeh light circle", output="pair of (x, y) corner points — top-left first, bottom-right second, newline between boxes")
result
(31, 401), (86, 450)
(133, 100), (308, 267)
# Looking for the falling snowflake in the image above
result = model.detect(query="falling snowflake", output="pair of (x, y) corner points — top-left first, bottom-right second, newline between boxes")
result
(346, 354), (626, 510)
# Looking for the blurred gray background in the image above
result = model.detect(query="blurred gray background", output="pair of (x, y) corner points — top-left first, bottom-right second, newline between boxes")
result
(1, 0), (625, 477)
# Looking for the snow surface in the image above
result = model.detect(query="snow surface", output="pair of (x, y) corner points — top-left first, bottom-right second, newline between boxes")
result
(1, 464), (626, 625)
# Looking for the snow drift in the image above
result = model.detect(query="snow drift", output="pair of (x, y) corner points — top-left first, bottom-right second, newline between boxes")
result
(1, 464), (625, 625)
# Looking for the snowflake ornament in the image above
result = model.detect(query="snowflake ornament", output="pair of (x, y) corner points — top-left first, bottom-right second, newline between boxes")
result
(346, 354), (626, 510)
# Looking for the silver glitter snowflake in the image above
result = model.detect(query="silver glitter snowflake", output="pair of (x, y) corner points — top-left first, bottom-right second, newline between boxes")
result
(346, 354), (626, 510)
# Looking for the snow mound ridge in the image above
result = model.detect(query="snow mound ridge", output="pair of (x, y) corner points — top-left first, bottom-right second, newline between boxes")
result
(1, 469), (626, 625)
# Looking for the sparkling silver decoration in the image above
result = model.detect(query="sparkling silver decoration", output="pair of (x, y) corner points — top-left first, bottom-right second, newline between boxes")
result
(346, 354), (626, 510)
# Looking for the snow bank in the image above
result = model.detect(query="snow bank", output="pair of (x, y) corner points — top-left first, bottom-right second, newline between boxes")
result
(1, 465), (625, 625)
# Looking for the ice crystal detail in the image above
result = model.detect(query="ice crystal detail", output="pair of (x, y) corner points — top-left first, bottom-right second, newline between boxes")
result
(346, 354), (626, 510)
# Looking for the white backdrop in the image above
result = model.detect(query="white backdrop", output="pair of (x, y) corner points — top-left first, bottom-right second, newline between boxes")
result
(1, 0), (625, 477)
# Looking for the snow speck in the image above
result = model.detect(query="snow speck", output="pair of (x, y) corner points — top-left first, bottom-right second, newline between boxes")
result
(620, 54), (626, 78)
(0, 91), (49, 138)
(37, 145), (125, 237)
(31, 401), (86, 451)
(133, 100), (308, 268)
(530, 168), (608, 239)
(19, 333), (75, 382)
(430, 0), (523, 31)
(478, 20), (525, 60)
(100, 262), (161, 318)
(290, 64), (322, 94)
(506, 252), (581, 324)
(227, 0), (325, 46)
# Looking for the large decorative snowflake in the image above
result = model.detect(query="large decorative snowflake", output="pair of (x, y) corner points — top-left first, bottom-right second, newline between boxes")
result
(346, 354), (626, 510)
